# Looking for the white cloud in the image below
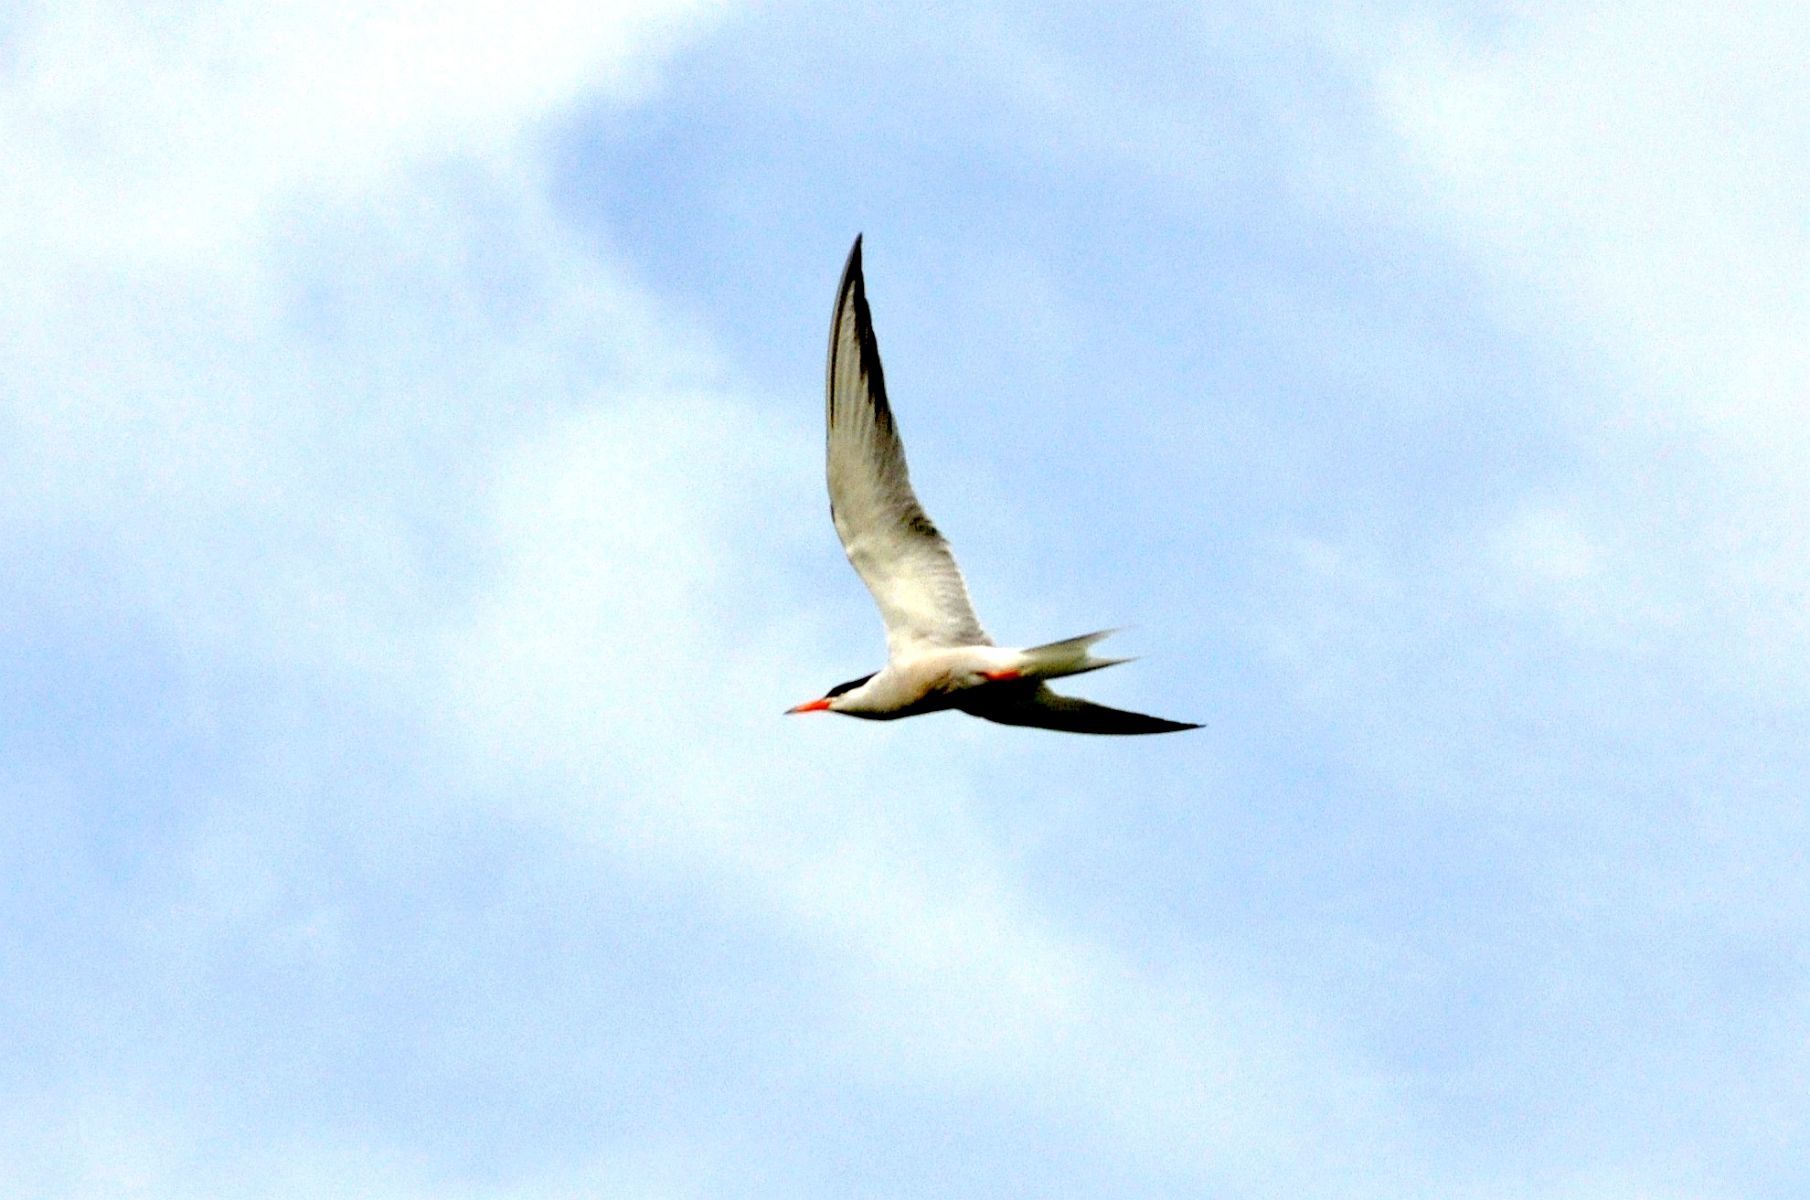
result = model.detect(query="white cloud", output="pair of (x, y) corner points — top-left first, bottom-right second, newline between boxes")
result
(1492, 503), (1599, 593)
(2, 3), (1422, 1195)
(35, 2), (1806, 1194)
(0, 0), (733, 672)
(0, 1088), (730, 1200)
(1372, 3), (1810, 689)
(0, 0), (728, 264)
(0, 3), (755, 1189)
(1242, 17), (1810, 1185)
(1380, 2), (1810, 436)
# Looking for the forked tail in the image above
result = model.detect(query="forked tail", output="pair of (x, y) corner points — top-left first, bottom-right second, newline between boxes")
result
(1019, 629), (1133, 680)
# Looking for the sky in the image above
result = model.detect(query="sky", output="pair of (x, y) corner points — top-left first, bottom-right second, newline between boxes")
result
(3, 1), (1808, 1196)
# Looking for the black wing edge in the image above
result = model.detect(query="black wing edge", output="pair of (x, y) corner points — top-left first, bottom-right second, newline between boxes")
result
(827, 233), (897, 439)
(960, 684), (1203, 736)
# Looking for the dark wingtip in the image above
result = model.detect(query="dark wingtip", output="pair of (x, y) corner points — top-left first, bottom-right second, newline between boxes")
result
(1148, 721), (1206, 735)
(833, 235), (867, 325)
(1135, 718), (1205, 734)
(828, 232), (892, 434)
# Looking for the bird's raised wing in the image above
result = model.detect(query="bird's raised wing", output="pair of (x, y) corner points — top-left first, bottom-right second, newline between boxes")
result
(826, 236), (990, 657)
(961, 682), (1201, 736)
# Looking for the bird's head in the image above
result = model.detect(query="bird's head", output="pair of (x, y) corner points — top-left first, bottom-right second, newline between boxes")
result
(786, 672), (876, 715)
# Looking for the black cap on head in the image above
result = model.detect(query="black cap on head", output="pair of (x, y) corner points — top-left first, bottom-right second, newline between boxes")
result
(826, 672), (875, 698)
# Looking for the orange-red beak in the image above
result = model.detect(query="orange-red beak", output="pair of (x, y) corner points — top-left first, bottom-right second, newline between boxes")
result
(787, 698), (832, 714)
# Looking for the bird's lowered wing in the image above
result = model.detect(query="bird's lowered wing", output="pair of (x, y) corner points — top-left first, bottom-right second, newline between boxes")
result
(961, 682), (1201, 736)
(826, 236), (990, 657)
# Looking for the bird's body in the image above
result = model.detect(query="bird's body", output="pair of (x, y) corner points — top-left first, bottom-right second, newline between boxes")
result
(790, 236), (1199, 736)
(814, 645), (1022, 719)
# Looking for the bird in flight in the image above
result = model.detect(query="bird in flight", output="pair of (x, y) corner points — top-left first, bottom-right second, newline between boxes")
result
(788, 236), (1200, 735)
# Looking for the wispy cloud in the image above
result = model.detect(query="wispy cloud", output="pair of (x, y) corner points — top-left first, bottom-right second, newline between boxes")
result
(3, 1), (1391, 1194)
(1, 0), (728, 259)
(1375, 3), (1810, 689)
(8, 2), (1809, 1197)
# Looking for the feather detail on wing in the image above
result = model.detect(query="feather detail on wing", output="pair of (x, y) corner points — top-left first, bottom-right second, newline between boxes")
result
(960, 682), (1202, 736)
(827, 236), (990, 657)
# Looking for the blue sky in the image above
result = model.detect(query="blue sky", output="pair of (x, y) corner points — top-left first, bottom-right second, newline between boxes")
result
(4, 1), (1808, 1196)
